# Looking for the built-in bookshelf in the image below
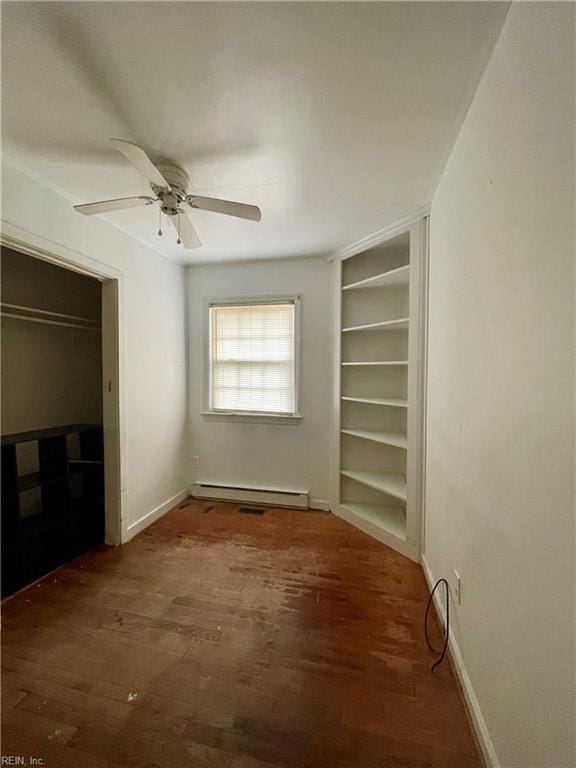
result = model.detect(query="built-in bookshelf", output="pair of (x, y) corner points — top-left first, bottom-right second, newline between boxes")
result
(333, 220), (428, 561)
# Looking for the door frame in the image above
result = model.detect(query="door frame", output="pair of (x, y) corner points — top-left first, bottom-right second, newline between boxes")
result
(1, 223), (125, 545)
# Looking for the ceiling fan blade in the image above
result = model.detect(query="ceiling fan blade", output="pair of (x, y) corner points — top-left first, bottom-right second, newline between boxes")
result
(171, 210), (201, 249)
(74, 196), (156, 216)
(110, 138), (168, 188)
(187, 195), (261, 222)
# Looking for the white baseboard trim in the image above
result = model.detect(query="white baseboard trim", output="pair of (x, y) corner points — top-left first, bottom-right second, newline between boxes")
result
(309, 498), (330, 511)
(125, 489), (189, 541)
(421, 555), (500, 768)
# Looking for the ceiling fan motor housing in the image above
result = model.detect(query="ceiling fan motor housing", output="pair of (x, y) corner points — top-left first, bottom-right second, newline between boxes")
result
(154, 162), (191, 215)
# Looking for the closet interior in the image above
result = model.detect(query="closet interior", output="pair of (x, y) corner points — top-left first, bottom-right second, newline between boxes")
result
(1, 247), (105, 595)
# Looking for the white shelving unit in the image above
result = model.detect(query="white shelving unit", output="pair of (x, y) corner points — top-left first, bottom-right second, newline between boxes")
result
(341, 360), (408, 367)
(340, 469), (407, 501)
(342, 318), (409, 333)
(339, 502), (407, 540)
(342, 264), (410, 291)
(341, 429), (408, 449)
(332, 218), (428, 562)
(341, 396), (408, 408)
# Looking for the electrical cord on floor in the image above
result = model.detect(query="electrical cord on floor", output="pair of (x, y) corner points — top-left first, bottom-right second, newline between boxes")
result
(424, 578), (450, 673)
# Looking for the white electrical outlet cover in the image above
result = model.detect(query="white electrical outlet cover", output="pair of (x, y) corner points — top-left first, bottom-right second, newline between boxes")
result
(453, 570), (462, 605)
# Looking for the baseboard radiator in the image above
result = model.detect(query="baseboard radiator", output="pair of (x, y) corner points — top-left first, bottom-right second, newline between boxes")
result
(191, 482), (309, 509)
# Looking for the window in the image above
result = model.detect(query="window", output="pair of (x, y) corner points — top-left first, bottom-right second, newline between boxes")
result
(208, 298), (299, 417)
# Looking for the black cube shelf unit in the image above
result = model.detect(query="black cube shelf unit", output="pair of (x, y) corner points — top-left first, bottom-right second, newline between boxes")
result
(1, 423), (104, 597)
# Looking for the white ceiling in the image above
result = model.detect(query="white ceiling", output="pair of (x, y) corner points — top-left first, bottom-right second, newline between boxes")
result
(1, 2), (508, 264)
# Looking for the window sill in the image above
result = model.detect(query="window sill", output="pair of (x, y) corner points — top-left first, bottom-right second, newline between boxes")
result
(200, 411), (302, 425)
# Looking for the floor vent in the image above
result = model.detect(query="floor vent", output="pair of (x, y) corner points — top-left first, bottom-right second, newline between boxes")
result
(239, 506), (265, 516)
(191, 482), (309, 509)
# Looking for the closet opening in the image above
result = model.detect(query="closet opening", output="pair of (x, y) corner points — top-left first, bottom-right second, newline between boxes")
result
(1, 245), (121, 596)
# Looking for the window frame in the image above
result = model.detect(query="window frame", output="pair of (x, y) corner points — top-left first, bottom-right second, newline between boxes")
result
(202, 295), (302, 423)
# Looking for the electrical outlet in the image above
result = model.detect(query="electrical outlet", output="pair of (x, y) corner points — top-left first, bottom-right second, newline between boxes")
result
(453, 570), (462, 605)
(192, 456), (200, 469)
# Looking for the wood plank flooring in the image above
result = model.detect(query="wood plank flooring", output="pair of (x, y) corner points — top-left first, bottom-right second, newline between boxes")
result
(1, 499), (482, 767)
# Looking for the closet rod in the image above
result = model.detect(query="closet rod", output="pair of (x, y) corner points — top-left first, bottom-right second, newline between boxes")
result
(1, 312), (101, 331)
(1, 302), (101, 331)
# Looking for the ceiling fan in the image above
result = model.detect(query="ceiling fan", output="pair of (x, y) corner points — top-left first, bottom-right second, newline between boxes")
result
(73, 139), (262, 249)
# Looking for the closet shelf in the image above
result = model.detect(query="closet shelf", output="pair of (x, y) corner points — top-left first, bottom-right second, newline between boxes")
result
(341, 429), (407, 449)
(342, 360), (408, 367)
(342, 396), (408, 408)
(342, 318), (409, 333)
(342, 265), (409, 291)
(340, 502), (406, 540)
(340, 469), (407, 502)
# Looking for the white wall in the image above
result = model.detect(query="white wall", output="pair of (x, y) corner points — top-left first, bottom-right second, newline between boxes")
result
(1, 247), (103, 434)
(187, 258), (332, 505)
(1, 161), (189, 537)
(425, 4), (575, 767)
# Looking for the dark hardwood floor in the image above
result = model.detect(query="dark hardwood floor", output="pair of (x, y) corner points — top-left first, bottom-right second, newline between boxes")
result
(1, 499), (481, 767)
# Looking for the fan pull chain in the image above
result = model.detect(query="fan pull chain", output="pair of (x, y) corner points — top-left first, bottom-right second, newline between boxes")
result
(157, 206), (163, 237)
(177, 215), (182, 245)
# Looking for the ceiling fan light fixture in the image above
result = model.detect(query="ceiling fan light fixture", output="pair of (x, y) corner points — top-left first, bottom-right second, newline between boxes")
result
(72, 139), (262, 250)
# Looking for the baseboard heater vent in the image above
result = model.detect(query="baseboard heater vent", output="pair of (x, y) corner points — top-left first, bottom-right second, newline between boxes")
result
(191, 482), (309, 509)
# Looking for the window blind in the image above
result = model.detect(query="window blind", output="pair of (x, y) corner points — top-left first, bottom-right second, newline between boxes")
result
(210, 302), (296, 414)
